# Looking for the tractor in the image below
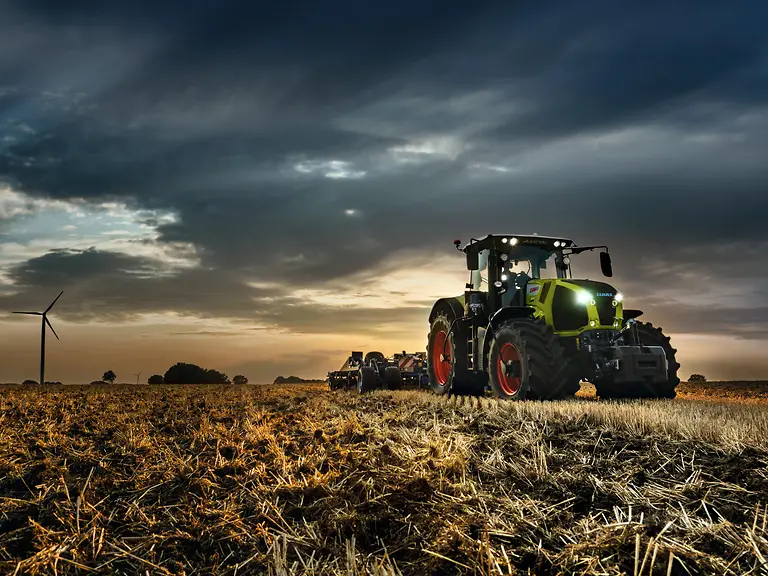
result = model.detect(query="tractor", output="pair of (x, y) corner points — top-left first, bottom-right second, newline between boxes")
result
(426, 234), (680, 400)
(328, 351), (402, 393)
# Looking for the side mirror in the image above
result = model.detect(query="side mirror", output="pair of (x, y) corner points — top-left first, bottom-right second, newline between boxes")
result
(466, 250), (479, 270)
(600, 251), (613, 277)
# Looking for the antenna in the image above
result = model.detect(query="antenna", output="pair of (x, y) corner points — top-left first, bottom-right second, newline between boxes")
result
(13, 291), (63, 385)
(134, 372), (142, 385)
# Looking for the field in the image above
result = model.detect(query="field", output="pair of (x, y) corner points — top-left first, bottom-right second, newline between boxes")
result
(0, 382), (767, 575)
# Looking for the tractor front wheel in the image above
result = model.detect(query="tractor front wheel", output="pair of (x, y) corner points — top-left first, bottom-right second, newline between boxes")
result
(488, 318), (579, 400)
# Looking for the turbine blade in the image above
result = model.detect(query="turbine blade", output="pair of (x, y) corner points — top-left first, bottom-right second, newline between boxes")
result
(13, 311), (42, 315)
(45, 290), (64, 313)
(45, 316), (60, 340)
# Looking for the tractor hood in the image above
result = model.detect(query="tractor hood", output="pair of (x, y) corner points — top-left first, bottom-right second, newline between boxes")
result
(544, 279), (623, 333)
(560, 279), (619, 298)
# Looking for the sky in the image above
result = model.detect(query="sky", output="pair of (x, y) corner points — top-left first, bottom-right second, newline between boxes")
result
(1, 0), (767, 384)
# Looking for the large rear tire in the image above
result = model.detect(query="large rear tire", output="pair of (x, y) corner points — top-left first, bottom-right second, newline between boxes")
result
(594, 321), (679, 399)
(488, 318), (579, 400)
(426, 313), (481, 396)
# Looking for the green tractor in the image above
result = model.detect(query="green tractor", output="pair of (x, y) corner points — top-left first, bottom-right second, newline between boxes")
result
(427, 234), (680, 400)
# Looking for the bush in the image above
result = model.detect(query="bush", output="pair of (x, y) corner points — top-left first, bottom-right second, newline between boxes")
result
(233, 375), (248, 385)
(163, 362), (230, 385)
(688, 374), (707, 384)
(147, 374), (164, 384)
(22, 380), (38, 385)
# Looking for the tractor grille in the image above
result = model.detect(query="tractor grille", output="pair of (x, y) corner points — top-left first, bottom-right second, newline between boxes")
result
(561, 279), (617, 328)
(552, 286), (589, 331)
(595, 297), (616, 326)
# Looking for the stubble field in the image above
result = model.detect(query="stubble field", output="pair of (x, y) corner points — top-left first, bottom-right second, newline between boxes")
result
(0, 381), (767, 575)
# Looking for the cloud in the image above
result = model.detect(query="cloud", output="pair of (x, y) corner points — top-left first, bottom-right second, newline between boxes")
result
(0, 0), (767, 373)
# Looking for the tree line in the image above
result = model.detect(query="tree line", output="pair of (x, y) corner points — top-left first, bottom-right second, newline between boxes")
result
(92, 363), (248, 385)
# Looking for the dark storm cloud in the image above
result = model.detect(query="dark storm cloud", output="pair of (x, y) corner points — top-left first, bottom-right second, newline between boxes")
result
(0, 249), (428, 335)
(1, 0), (768, 339)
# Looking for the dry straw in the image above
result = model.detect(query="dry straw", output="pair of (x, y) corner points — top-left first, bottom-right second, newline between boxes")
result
(0, 383), (766, 574)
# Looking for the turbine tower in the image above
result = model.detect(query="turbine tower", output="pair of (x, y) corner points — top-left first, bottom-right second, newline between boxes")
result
(13, 291), (63, 385)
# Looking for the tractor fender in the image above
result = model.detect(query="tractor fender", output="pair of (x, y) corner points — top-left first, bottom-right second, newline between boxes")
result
(488, 306), (536, 332)
(623, 309), (643, 320)
(428, 297), (464, 324)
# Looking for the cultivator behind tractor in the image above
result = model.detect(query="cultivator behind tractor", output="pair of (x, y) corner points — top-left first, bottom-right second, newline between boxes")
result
(328, 350), (430, 393)
(393, 351), (430, 388)
(327, 351), (403, 393)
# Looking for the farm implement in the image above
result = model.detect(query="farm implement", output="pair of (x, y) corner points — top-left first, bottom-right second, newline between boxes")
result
(327, 350), (429, 393)
(426, 234), (680, 400)
(393, 351), (430, 388)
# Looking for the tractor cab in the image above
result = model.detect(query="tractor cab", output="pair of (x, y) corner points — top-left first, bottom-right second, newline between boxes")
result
(458, 234), (590, 320)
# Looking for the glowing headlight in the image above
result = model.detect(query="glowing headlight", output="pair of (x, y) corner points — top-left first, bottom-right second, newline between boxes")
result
(510, 237), (519, 245)
(502, 237), (508, 243)
(554, 241), (560, 247)
(501, 274), (508, 281)
(576, 291), (591, 305)
(615, 292), (624, 302)
(500, 253), (508, 261)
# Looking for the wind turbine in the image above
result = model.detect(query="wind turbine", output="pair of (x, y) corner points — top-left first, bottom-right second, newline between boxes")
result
(13, 291), (63, 385)
(134, 372), (142, 385)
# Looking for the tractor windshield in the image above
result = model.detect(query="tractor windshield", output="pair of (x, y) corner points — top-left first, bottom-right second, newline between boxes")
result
(501, 247), (557, 279)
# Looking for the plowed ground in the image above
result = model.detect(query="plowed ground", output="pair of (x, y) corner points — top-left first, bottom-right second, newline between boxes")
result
(0, 382), (767, 575)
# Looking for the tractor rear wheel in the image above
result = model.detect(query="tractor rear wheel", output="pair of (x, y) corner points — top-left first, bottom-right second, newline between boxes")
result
(594, 322), (679, 399)
(488, 318), (579, 400)
(427, 313), (481, 396)
(382, 366), (402, 390)
(357, 366), (377, 394)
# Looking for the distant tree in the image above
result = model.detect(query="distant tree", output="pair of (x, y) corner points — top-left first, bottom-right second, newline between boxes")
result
(688, 373), (707, 384)
(103, 370), (117, 384)
(22, 379), (38, 385)
(147, 374), (165, 384)
(163, 362), (230, 384)
(233, 375), (248, 385)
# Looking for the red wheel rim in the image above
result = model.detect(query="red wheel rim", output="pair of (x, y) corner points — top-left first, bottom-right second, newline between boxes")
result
(432, 330), (451, 385)
(497, 342), (522, 395)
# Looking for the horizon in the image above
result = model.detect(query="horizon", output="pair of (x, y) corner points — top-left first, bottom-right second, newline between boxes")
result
(2, 1), (768, 384)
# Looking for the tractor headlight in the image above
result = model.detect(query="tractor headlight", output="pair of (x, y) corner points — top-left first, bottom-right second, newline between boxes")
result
(501, 274), (508, 281)
(615, 292), (623, 302)
(576, 291), (591, 305)
(510, 237), (519, 245)
(554, 241), (560, 247)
